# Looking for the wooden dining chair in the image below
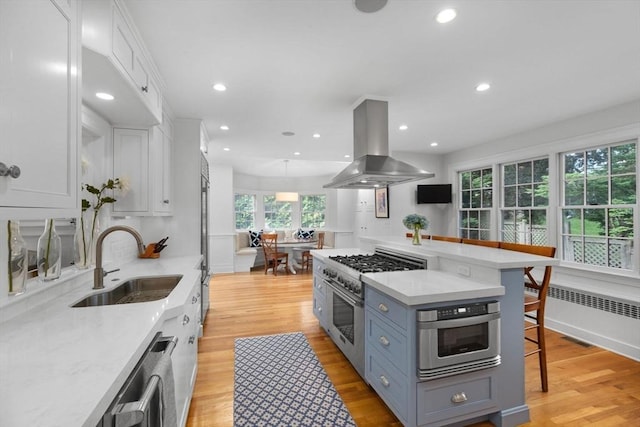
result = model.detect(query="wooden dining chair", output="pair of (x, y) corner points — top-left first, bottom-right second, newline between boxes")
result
(462, 238), (500, 248)
(431, 235), (462, 243)
(500, 241), (556, 392)
(261, 233), (289, 276)
(301, 232), (324, 272)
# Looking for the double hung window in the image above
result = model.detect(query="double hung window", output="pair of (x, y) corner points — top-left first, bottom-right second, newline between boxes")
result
(264, 195), (293, 229)
(234, 193), (256, 229)
(300, 194), (326, 228)
(459, 167), (493, 239)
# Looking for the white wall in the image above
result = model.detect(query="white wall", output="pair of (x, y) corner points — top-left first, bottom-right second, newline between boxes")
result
(209, 163), (234, 273)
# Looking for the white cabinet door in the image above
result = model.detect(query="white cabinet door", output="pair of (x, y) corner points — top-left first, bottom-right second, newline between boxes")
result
(0, 0), (79, 216)
(113, 128), (150, 214)
(151, 126), (172, 215)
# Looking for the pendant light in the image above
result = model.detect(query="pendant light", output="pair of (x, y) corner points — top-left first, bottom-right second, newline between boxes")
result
(275, 160), (299, 202)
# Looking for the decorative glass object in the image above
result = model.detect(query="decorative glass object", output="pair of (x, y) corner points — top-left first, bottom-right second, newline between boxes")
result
(7, 220), (28, 295)
(412, 225), (421, 245)
(37, 218), (62, 281)
(74, 213), (99, 269)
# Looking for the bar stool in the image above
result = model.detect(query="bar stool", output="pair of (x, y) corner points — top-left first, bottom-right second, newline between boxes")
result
(500, 242), (556, 392)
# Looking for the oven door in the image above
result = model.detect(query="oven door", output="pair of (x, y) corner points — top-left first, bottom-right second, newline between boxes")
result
(417, 311), (500, 371)
(325, 282), (365, 377)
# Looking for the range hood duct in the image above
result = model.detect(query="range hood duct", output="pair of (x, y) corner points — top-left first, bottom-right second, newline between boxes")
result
(324, 99), (434, 189)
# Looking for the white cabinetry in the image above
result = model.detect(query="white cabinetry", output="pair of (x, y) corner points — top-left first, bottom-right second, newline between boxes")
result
(0, 0), (80, 219)
(82, 0), (162, 126)
(151, 111), (173, 214)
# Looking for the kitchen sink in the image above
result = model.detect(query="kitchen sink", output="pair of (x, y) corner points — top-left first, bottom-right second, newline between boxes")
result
(72, 274), (183, 307)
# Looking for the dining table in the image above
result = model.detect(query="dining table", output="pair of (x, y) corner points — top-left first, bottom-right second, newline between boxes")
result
(276, 238), (318, 274)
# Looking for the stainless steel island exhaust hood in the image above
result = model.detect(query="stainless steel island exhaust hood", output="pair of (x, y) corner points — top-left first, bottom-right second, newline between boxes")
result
(324, 99), (434, 189)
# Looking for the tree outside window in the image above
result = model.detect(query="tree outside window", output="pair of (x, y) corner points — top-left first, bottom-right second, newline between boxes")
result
(501, 158), (549, 245)
(561, 141), (636, 270)
(459, 167), (492, 239)
(301, 194), (326, 228)
(264, 195), (292, 229)
(234, 193), (256, 230)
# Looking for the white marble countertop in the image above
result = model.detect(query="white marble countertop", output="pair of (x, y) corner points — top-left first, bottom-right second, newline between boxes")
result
(362, 235), (559, 269)
(0, 255), (201, 427)
(362, 270), (505, 305)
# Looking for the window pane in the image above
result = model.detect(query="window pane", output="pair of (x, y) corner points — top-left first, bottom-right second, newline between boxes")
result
(482, 168), (492, 187)
(586, 177), (608, 205)
(479, 210), (490, 229)
(264, 195), (292, 229)
(461, 172), (471, 190)
(563, 209), (582, 235)
(517, 185), (532, 207)
(584, 237), (607, 266)
(234, 194), (255, 229)
(471, 170), (482, 188)
(301, 194), (326, 228)
(565, 152), (584, 175)
(564, 179), (584, 205)
(471, 190), (481, 208)
(608, 208), (634, 238)
(564, 235), (583, 263)
(517, 162), (532, 184)
(533, 159), (549, 182)
(504, 186), (516, 207)
(611, 142), (636, 174)
(531, 209), (547, 226)
(584, 208), (605, 236)
(504, 164), (516, 185)
(611, 175), (636, 204)
(460, 211), (468, 228)
(586, 148), (608, 177)
(461, 190), (471, 208)
(533, 183), (548, 206)
(482, 189), (492, 208)
(469, 210), (479, 228)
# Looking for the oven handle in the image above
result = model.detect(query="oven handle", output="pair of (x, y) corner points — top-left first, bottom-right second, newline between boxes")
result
(323, 278), (363, 307)
(417, 312), (500, 329)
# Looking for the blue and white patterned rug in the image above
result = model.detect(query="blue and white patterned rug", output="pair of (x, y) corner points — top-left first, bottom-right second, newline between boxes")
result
(234, 332), (356, 426)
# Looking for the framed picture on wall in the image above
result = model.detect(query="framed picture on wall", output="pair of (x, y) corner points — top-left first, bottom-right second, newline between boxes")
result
(375, 186), (389, 218)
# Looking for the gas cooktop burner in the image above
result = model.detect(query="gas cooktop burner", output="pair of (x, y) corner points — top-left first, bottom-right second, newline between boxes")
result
(329, 253), (424, 274)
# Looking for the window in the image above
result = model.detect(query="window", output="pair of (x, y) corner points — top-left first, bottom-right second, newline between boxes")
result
(234, 193), (256, 230)
(459, 167), (492, 239)
(501, 158), (549, 245)
(301, 194), (326, 228)
(561, 141), (636, 270)
(264, 195), (292, 229)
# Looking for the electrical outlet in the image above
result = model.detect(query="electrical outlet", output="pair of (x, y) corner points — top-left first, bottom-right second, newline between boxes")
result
(457, 265), (470, 276)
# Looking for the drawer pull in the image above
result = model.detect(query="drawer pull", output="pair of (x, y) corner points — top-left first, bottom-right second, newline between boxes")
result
(378, 303), (389, 313)
(192, 296), (198, 304)
(182, 314), (190, 325)
(188, 335), (196, 344)
(379, 375), (390, 387)
(378, 336), (390, 347)
(317, 307), (322, 313)
(451, 392), (467, 404)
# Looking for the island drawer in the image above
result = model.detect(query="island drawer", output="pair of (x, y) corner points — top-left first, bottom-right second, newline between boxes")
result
(365, 286), (408, 331)
(366, 310), (408, 375)
(366, 349), (408, 424)
(416, 371), (498, 425)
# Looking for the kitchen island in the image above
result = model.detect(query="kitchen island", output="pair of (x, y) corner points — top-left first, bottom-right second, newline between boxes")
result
(312, 236), (558, 427)
(0, 255), (202, 427)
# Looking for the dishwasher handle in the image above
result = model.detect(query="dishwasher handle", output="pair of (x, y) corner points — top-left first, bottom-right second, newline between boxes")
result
(114, 335), (177, 427)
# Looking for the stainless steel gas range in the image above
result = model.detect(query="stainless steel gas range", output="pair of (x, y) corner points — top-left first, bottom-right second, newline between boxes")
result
(318, 248), (429, 378)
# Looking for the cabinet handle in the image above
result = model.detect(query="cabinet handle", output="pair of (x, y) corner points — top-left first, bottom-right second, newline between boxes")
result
(182, 314), (190, 325)
(0, 162), (21, 179)
(378, 336), (390, 347)
(317, 307), (322, 313)
(163, 199), (170, 204)
(141, 85), (148, 93)
(378, 303), (389, 313)
(379, 375), (390, 387)
(192, 296), (198, 304)
(451, 392), (468, 404)
(188, 335), (196, 344)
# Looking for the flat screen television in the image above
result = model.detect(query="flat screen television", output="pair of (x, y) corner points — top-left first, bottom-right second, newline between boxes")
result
(417, 184), (452, 204)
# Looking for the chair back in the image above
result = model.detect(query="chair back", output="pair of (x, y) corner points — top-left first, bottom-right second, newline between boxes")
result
(261, 233), (279, 258)
(462, 238), (500, 248)
(316, 232), (325, 249)
(431, 235), (462, 243)
(499, 242), (556, 301)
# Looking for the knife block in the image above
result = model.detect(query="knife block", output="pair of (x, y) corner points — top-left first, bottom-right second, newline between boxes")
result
(139, 244), (160, 259)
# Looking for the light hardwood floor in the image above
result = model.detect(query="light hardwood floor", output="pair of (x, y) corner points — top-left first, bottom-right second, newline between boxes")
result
(186, 271), (640, 426)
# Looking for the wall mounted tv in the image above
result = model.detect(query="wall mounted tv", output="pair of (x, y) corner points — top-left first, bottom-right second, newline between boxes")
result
(417, 184), (452, 204)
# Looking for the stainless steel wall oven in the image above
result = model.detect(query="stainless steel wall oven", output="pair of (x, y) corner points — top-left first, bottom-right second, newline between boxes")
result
(417, 301), (501, 380)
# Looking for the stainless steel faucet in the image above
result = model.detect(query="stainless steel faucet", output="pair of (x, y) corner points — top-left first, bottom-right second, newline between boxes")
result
(93, 226), (145, 290)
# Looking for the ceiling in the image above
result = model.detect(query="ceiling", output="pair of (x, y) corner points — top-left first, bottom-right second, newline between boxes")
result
(123, 0), (640, 177)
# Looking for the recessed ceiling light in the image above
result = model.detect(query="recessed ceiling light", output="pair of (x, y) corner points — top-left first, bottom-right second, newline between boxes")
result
(476, 82), (491, 92)
(213, 83), (227, 92)
(223, 147), (230, 151)
(430, 141), (439, 147)
(96, 92), (114, 100)
(399, 124), (408, 131)
(436, 8), (457, 24)
(313, 133), (321, 138)
(344, 154), (351, 158)
(220, 125), (229, 130)
(282, 131), (295, 136)
(294, 152), (301, 156)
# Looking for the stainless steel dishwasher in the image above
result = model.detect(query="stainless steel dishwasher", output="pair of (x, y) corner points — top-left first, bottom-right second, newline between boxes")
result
(100, 333), (178, 427)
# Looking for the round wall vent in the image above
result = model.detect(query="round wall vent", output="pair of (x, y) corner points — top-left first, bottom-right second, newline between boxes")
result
(354, 0), (388, 14)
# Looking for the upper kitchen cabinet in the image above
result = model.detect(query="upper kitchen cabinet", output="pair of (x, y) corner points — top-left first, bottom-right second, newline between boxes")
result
(82, 0), (163, 127)
(0, 0), (81, 219)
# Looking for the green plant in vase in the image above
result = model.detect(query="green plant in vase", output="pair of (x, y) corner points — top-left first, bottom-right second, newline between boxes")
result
(403, 213), (429, 245)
